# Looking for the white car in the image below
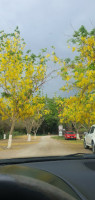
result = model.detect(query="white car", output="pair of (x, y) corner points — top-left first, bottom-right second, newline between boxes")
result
(84, 124), (95, 153)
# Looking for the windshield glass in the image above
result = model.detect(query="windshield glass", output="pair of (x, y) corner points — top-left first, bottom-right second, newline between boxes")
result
(0, 0), (95, 159)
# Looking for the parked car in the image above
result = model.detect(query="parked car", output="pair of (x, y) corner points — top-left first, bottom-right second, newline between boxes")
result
(84, 124), (95, 153)
(64, 131), (76, 140)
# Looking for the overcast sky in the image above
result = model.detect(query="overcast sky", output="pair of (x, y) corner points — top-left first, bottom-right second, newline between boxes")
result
(0, 0), (95, 97)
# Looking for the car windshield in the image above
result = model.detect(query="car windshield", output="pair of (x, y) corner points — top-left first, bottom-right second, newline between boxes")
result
(0, 0), (95, 160)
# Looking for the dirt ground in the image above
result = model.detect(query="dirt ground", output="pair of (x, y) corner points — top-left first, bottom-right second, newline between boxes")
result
(0, 135), (92, 159)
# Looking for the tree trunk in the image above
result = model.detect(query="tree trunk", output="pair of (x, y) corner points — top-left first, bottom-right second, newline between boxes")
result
(26, 123), (32, 142)
(34, 131), (37, 139)
(43, 127), (45, 135)
(80, 123), (88, 131)
(3, 134), (6, 140)
(72, 122), (80, 140)
(7, 119), (15, 148)
(76, 129), (80, 140)
(27, 133), (31, 141)
(27, 128), (31, 141)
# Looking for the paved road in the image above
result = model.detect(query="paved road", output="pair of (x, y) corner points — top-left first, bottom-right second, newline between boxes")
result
(0, 136), (92, 159)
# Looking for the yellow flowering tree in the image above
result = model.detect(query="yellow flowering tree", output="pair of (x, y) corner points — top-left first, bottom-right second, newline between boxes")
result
(57, 97), (85, 132)
(60, 26), (95, 128)
(24, 96), (49, 141)
(0, 27), (57, 148)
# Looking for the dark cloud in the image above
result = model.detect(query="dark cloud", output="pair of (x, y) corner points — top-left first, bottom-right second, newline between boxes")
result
(0, 0), (94, 97)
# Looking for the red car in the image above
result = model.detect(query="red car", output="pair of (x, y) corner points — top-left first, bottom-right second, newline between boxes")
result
(64, 131), (76, 140)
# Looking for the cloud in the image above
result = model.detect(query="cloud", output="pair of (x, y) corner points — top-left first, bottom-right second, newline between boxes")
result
(0, 0), (94, 97)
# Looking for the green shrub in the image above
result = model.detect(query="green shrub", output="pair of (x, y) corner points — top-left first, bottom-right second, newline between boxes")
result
(13, 131), (24, 137)
(0, 128), (4, 139)
(5, 131), (25, 139)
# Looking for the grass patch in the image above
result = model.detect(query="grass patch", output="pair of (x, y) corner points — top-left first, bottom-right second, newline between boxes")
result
(51, 136), (83, 144)
(52, 136), (65, 140)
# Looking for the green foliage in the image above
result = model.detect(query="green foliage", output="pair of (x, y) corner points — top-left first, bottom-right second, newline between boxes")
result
(1, 92), (11, 98)
(41, 48), (47, 52)
(5, 131), (25, 139)
(45, 97), (58, 123)
(64, 58), (71, 64)
(68, 25), (95, 45)
(90, 28), (95, 36)
(13, 131), (25, 137)
(37, 97), (60, 134)
(0, 128), (4, 139)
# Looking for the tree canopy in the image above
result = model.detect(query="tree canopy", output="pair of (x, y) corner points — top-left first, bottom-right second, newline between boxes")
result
(58, 26), (95, 129)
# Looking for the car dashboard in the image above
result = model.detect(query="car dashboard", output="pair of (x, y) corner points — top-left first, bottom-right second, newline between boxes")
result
(0, 156), (95, 200)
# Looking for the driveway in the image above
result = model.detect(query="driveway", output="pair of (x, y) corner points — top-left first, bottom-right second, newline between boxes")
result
(0, 135), (92, 159)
